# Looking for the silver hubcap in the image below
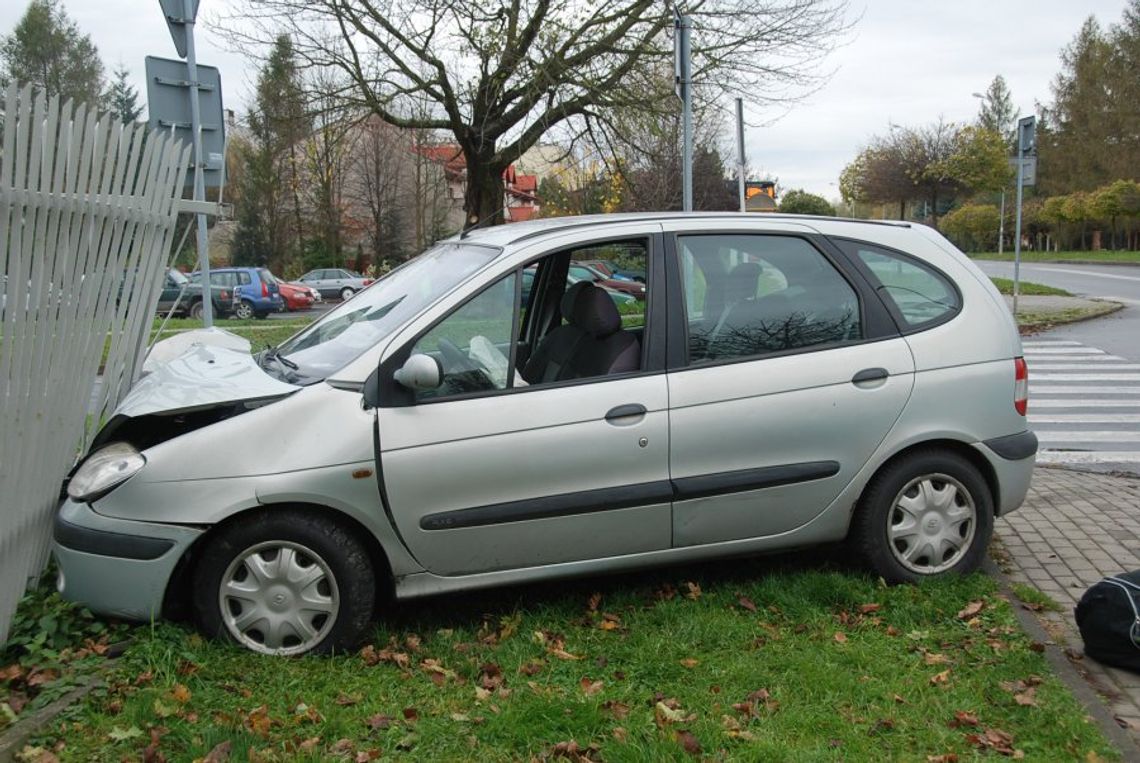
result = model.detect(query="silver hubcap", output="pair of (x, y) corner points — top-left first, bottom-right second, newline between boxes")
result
(219, 541), (339, 655)
(887, 473), (976, 575)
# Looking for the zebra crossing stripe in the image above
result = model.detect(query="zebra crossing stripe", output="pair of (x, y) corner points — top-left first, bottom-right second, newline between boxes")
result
(1025, 355), (1125, 361)
(1036, 451), (1140, 464)
(1036, 431), (1140, 442)
(1031, 399), (1140, 408)
(1023, 346), (1108, 354)
(1022, 340), (1083, 346)
(1029, 385), (1140, 394)
(1028, 364), (1140, 371)
(1032, 374), (1140, 381)
(1029, 414), (1140, 423)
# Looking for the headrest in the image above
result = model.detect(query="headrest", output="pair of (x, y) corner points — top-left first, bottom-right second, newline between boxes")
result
(563, 282), (621, 338)
(725, 261), (763, 301)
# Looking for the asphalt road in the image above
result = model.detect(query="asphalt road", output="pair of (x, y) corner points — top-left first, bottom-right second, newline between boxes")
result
(973, 260), (1140, 361)
(975, 259), (1140, 475)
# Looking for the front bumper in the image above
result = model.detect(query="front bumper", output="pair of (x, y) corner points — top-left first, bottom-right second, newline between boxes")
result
(52, 499), (203, 621)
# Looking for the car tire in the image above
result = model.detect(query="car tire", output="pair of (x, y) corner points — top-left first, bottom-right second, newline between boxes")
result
(189, 300), (204, 320)
(192, 510), (376, 656)
(340, 287), (355, 301)
(234, 300), (254, 320)
(851, 449), (993, 584)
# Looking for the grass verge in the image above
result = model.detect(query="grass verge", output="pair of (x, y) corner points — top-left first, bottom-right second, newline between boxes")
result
(1016, 302), (1121, 335)
(989, 278), (1071, 297)
(972, 250), (1140, 264)
(9, 558), (1118, 761)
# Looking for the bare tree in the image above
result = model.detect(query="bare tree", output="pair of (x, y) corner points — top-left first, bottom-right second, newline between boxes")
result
(220, 0), (850, 226)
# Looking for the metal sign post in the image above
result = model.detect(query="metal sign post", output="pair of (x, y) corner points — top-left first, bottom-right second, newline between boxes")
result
(735, 98), (746, 213)
(1011, 116), (1036, 317)
(674, 9), (693, 212)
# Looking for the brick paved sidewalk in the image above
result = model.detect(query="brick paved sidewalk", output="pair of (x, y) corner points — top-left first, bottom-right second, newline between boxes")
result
(995, 467), (1140, 749)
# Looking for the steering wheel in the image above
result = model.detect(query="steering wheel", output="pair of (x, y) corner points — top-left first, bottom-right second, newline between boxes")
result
(437, 338), (477, 374)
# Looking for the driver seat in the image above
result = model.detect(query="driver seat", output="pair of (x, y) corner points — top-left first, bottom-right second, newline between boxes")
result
(521, 282), (640, 384)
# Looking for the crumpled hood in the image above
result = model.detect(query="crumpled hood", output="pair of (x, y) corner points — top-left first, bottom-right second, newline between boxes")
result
(115, 344), (300, 418)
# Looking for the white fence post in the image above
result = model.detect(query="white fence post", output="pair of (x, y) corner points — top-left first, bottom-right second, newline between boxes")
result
(0, 84), (191, 644)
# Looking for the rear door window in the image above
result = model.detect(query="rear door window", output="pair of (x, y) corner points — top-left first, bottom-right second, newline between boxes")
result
(837, 241), (960, 329)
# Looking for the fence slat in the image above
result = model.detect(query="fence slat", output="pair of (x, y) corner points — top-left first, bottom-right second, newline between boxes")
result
(0, 86), (190, 644)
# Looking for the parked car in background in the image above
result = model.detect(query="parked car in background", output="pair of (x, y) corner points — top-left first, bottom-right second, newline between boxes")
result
(569, 263), (646, 300)
(278, 281), (315, 311)
(579, 258), (646, 283)
(54, 213), (1036, 657)
(192, 267), (284, 319)
(297, 268), (374, 301)
(157, 269), (237, 319)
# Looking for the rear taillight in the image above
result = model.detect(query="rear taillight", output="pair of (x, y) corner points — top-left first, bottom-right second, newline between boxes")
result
(220, 290), (229, 300)
(1014, 357), (1028, 416)
(261, 281), (269, 298)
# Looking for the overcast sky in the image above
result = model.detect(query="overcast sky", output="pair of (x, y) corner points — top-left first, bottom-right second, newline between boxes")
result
(1, 0), (1131, 201)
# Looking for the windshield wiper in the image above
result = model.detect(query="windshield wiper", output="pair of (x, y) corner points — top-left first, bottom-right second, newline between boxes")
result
(262, 345), (299, 370)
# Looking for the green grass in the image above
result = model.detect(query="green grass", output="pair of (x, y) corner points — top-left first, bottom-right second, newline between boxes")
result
(17, 561), (1117, 761)
(989, 278), (1072, 297)
(1016, 302), (1121, 334)
(972, 250), (1140, 264)
(1009, 583), (1063, 614)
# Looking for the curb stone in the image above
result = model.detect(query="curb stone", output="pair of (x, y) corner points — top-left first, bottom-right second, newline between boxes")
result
(983, 558), (1139, 759)
(0, 678), (102, 763)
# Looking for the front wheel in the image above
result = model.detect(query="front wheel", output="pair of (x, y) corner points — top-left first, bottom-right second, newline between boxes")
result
(192, 510), (376, 656)
(234, 300), (254, 320)
(851, 450), (993, 583)
(340, 287), (355, 302)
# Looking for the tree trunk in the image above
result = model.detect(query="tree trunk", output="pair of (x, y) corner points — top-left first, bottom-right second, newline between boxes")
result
(463, 154), (506, 229)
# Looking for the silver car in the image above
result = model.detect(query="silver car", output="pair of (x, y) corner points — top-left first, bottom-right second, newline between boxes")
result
(53, 213), (1036, 656)
(297, 268), (372, 301)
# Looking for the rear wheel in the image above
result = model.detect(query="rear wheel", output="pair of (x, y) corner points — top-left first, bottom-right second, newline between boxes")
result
(192, 510), (375, 655)
(340, 287), (355, 301)
(851, 450), (992, 583)
(189, 300), (204, 320)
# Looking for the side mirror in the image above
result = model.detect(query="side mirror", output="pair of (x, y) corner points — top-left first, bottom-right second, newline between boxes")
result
(393, 353), (443, 392)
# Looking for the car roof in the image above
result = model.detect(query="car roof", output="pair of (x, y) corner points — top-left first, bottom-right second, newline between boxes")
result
(448, 212), (912, 250)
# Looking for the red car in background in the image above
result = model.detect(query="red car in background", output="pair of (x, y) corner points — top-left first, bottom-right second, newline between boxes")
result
(278, 281), (318, 311)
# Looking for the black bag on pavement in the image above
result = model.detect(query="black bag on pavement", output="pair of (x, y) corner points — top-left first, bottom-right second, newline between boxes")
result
(1074, 569), (1140, 673)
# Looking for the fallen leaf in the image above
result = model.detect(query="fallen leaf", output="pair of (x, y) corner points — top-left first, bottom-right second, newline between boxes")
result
(612, 727), (628, 742)
(519, 661), (544, 676)
(474, 687), (492, 701)
(684, 582), (701, 600)
(737, 594), (758, 612)
(930, 670), (951, 685)
(366, 713), (393, 730)
(924, 652), (950, 666)
(859, 603), (882, 614)
(1013, 687), (1038, 707)
(550, 648), (583, 661)
(893, 694), (907, 704)
(602, 700), (630, 719)
(949, 710), (979, 728)
(243, 705), (272, 737)
(153, 698), (176, 718)
(202, 740), (232, 763)
(927, 755), (959, 763)
(403, 707), (419, 722)
(171, 684), (192, 704)
(679, 658), (699, 669)
(579, 677), (604, 696)
(834, 632), (848, 644)
(336, 692), (361, 706)
(957, 600), (985, 620)
(654, 700), (693, 727)
(107, 726), (144, 742)
(298, 737), (320, 753)
(675, 729), (702, 756)
(587, 592), (602, 612)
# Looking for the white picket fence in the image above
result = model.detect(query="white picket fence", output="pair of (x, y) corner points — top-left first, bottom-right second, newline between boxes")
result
(0, 84), (191, 644)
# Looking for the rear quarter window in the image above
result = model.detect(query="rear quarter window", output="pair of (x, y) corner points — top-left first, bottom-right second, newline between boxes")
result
(837, 240), (960, 329)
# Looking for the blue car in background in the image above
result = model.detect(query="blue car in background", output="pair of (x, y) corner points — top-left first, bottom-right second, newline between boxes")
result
(190, 267), (284, 319)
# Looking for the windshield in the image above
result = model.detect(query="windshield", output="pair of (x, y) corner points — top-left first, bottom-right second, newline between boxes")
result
(260, 269), (280, 285)
(168, 269), (188, 285)
(267, 242), (500, 383)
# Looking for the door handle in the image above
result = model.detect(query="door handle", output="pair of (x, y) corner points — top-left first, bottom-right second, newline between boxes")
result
(852, 367), (889, 384)
(605, 403), (647, 422)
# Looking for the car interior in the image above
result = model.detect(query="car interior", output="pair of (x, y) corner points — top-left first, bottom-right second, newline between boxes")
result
(411, 240), (648, 399)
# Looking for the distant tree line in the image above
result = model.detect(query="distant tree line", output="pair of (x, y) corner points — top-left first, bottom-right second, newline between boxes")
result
(840, 0), (1140, 252)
